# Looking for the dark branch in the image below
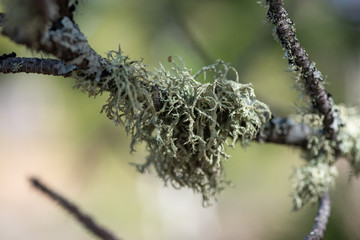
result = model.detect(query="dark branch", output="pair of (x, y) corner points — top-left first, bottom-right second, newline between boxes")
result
(1, 1), (105, 76)
(0, 52), (16, 60)
(266, 1), (336, 238)
(29, 177), (122, 240)
(258, 117), (316, 148)
(34, 16), (105, 76)
(0, 57), (76, 77)
(266, 0), (339, 139)
(304, 192), (331, 240)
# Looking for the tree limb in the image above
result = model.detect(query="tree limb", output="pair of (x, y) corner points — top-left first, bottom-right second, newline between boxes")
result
(266, 0), (339, 139)
(265, 1), (338, 238)
(0, 56), (76, 77)
(29, 177), (122, 240)
(258, 116), (316, 148)
(1, 1), (105, 76)
(304, 192), (331, 240)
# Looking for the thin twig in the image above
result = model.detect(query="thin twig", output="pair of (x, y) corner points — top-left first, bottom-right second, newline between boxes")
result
(0, 57), (76, 77)
(266, 0), (339, 139)
(29, 177), (122, 240)
(304, 192), (331, 240)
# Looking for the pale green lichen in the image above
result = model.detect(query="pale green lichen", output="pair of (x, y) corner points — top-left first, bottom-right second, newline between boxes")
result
(291, 113), (337, 210)
(304, 135), (336, 165)
(336, 105), (360, 176)
(74, 50), (271, 204)
(292, 162), (337, 210)
(12, 62), (22, 72)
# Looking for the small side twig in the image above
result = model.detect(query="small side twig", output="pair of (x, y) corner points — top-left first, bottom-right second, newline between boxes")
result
(0, 57), (76, 77)
(29, 177), (122, 240)
(304, 192), (331, 240)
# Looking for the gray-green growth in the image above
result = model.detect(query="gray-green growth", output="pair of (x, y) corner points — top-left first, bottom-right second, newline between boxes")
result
(291, 114), (338, 210)
(75, 50), (271, 204)
(337, 105), (360, 176)
(292, 162), (337, 210)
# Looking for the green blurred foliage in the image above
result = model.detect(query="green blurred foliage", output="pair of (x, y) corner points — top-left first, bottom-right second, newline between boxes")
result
(1, 0), (360, 239)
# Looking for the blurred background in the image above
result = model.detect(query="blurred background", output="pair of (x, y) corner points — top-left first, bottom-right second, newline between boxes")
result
(1, 0), (360, 239)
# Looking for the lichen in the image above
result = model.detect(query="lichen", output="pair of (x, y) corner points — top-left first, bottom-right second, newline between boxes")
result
(12, 62), (22, 72)
(291, 113), (337, 210)
(74, 50), (271, 204)
(336, 105), (360, 176)
(292, 162), (337, 210)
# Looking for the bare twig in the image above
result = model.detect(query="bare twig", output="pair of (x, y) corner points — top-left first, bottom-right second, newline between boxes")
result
(266, 0), (339, 139)
(0, 57), (76, 77)
(29, 177), (122, 240)
(258, 116), (316, 148)
(304, 192), (331, 240)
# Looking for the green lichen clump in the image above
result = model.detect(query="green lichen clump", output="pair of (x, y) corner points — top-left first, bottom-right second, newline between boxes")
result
(337, 106), (360, 176)
(292, 105), (360, 209)
(75, 50), (271, 204)
(291, 114), (338, 210)
(292, 162), (337, 210)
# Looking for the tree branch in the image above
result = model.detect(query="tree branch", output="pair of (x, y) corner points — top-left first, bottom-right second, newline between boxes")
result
(1, 1), (105, 76)
(38, 16), (106, 75)
(258, 116), (316, 148)
(266, 0), (339, 139)
(304, 192), (331, 240)
(29, 177), (122, 240)
(0, 56), (76, 77)
(265, 1), (338, 238)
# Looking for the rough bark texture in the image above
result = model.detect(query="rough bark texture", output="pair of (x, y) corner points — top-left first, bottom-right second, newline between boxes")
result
(266, 0), (338, 139)
(266, 1), (339, 239)
(304, 193), (331, 240)
(259, 117), (316, 148)
(0, 56), (76, 77)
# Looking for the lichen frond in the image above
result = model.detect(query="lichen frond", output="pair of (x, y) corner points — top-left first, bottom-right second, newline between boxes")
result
(292, 162), (337, 210)
(291, 113), (337, 210)
(336, 105), (360, 176)
(74, 50), (271, 204)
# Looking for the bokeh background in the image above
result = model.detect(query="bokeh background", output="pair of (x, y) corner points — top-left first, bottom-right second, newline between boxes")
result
(1, 0), (360, 239)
